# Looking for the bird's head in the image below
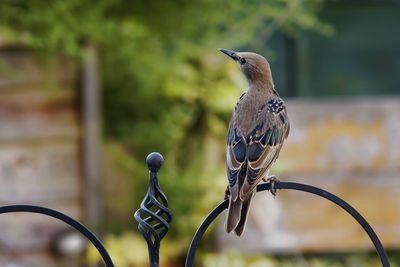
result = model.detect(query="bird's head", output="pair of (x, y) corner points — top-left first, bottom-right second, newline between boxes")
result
(219, 48), (274, 88)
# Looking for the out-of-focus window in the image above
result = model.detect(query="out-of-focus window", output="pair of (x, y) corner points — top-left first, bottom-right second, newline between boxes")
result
(269, 1), (400, 97)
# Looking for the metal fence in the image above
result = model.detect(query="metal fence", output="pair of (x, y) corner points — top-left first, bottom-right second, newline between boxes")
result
(0, 152), (391, 267)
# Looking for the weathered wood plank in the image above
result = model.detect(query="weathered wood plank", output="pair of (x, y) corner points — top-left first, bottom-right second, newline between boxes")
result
(0, 90), (79, 141)
(0, 143), (81, 203)
(0, 49), (76, 90)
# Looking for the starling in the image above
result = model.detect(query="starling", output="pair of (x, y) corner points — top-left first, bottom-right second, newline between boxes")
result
(220, 49), (290, 236)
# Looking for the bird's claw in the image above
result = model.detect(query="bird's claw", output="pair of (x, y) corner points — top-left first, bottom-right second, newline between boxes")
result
(266, 175), (280, 198)
(224, 186), (230, 200)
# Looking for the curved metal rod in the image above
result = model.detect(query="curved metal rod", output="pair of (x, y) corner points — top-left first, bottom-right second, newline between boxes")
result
(0, 204), (114, 267)
(185, 181), (390, 267)
(185, 200), (228, 267)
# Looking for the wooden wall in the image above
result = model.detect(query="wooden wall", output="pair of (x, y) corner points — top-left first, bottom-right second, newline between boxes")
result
(0, 46), (83, 265)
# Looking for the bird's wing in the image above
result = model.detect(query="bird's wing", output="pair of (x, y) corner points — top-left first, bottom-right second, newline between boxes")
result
(226, 125), (246, 202)
(239, 98), (290, 200)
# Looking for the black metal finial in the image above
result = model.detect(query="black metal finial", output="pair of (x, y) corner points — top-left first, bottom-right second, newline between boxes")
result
(134, 152), (172, 267)
(146, 152), (164, 173)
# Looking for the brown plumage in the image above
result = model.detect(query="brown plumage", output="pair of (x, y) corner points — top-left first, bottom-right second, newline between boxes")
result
(220, 49), (290, 236)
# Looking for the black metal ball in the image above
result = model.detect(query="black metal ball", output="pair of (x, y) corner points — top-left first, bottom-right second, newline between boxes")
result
(146, 152), (164, 172)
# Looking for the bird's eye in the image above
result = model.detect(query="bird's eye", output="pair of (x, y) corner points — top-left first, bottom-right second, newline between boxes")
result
(239, 58), (246, 64)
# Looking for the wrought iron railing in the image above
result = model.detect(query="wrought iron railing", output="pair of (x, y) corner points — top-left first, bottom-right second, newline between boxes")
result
(0, 152), (391, 267)
(134, 152), (173, 267)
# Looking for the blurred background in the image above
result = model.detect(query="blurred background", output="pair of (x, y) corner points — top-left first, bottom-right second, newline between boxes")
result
(0, 0), (399, 266)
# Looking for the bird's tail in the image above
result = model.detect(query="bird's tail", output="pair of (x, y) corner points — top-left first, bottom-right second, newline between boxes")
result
(234, 196), (252, 236)
(226, 197), (242, 234)
(225, 196), (253, 236)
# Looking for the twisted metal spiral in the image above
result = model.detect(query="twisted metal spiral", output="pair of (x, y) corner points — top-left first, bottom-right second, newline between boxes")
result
(134, 152), (173, 267)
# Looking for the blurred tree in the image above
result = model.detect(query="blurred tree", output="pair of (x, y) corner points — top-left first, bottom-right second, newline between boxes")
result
(0, 0), (331, 262)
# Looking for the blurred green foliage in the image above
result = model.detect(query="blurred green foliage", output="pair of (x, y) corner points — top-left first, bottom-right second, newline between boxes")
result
(87, 235), (400, 267)
(202, 250), (400, 267)
(0, 0), (333, 264)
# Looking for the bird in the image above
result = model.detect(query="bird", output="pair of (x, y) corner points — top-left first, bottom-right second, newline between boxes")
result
(219, 49), (290, 236)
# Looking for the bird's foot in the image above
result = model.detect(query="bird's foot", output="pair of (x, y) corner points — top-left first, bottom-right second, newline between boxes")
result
(265, 175), (280, 198)
(224, 186), (230, 200)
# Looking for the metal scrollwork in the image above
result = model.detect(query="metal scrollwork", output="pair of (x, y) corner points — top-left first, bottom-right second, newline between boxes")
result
(134, 152), (173, 267)
(0, 152), (390, 267)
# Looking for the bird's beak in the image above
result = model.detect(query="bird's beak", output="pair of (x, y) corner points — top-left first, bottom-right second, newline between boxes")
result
(219, 48), (239, 61)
